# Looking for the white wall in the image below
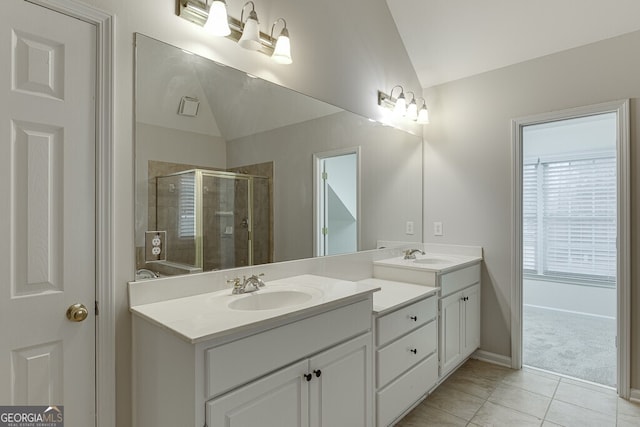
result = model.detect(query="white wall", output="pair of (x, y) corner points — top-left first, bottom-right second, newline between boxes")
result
(423, 30), (640, 385)
(524, 279), (616, 318)
(69, 0), (421, 425)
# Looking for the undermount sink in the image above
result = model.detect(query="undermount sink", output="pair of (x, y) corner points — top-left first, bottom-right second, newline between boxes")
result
(413, 257), (456, 265)
(228, 289), (314, 311)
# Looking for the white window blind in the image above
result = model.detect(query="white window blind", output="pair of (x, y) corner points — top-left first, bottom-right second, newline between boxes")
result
(178, 173), (196, 239)
(523, 156), (616, 285)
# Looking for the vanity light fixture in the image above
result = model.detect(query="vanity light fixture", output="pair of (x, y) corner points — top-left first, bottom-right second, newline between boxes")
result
(270, 18), (292, 64)
(177, 0), (293, 64)
(391, 85), (406, 116)
(238, 1), (261, 50)
(417, 98), (429, 124)
(203, 0), (231, 36)
(406, 92), (418, 121)
(377, 86), (429, 124)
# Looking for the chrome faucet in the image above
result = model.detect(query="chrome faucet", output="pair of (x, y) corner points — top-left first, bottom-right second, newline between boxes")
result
(403, 249), (425, 260)
(229, 273), (266, 294)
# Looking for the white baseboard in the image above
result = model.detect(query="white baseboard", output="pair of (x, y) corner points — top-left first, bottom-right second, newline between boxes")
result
(630, 388), (640, 402)
(472, 350), (512, 368)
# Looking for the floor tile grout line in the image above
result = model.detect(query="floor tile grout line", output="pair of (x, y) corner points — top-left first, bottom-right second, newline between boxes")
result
(467, 372), (550, 426)
(485, 392), (549, 423)
(556, 373), (617, 395)
(541, 377), (561, 424)
(498, 376), (560, 400)
(424, 398), (482, 425)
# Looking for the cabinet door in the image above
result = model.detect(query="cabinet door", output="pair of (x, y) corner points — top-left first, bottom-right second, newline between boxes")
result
(439, 291), (463, 376)
(309, 333), (373, 427)
(206, 359), (309, 427)
(463, 284), (481, 357)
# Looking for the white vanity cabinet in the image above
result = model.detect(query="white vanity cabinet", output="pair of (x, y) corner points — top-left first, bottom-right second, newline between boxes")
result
(438, 264), (481, 377)
(372, 291), (439, 427)
(132, 297), (375, 427)
(373, 256), (482, 381)
(207, 333), (372, 427)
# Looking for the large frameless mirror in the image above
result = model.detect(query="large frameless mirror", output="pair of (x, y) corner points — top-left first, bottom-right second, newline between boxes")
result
(134, 33), (423, 279)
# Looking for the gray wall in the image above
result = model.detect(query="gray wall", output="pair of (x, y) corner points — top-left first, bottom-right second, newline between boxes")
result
(73, 0), (421, 425)
(227, 111), (423, 261)
(423, 30), (640, 386)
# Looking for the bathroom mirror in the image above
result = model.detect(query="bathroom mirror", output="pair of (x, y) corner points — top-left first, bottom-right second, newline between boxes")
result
(135, 33), (423, 277)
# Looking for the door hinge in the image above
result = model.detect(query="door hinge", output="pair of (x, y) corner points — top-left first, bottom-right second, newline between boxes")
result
(95, 301), (99, 316)
(322, 227), (328, 235)
(322, 171), (328, 181)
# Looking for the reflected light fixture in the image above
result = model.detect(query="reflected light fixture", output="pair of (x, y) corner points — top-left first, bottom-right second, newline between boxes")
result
(377, 86), (429, 125)
(271, 18), (292, 64)
(238, 1), (261, 50)
(204, 0), (231, 36)
(406, 92), (418, 121)
(417, 98), (429, 124)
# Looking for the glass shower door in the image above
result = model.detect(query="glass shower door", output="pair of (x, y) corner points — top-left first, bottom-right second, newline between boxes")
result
(202, 173), (250, 270)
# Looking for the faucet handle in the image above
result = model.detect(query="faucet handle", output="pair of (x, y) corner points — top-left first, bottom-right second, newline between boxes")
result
(227, 277), (242, 288)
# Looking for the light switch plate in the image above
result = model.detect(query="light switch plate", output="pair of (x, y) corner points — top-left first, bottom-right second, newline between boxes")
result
(433, 222), (443, 236)
(145, 231), (167, 261)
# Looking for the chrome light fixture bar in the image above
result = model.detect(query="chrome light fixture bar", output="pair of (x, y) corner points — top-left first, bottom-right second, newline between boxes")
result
(378, 86), (429, 124)
(177, 0), (291, 62)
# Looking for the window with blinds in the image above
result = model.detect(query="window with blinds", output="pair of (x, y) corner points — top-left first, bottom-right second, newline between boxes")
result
(178, 173), (196, 239)
(523, 156), (616, 286)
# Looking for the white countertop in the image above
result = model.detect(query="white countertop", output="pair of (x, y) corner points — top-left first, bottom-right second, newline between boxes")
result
(358, 278), (439, 315)
(373, 252), (482, 274)
(130, 274), (380, 344)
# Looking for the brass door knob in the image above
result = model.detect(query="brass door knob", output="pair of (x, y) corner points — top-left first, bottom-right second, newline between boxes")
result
(66, 303), (89, 322)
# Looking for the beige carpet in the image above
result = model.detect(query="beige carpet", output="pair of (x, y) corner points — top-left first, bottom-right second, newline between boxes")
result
(523, 305), (616, 387)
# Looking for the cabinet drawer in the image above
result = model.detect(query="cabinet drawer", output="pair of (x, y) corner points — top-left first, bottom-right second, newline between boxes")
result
(376, 320), (437, 389)
(439, 263), (480, 297)
(206, 299), (371, 398)
(376, 296), (436, 347)
(376, 352), (438, 427)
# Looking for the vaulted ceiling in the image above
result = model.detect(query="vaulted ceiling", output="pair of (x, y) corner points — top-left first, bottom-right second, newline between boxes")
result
(386, 0), (640, 88)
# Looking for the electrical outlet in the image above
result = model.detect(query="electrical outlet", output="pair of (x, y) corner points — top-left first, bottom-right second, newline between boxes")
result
(145, 231), (167, 261)
(433, 222), (443, 236)
(405, 221), (414, 235)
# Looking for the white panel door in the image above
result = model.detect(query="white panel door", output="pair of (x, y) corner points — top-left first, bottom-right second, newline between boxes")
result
(0, 0), (96, 425)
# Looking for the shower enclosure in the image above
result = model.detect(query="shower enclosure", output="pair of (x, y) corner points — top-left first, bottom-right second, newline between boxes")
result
(156, 169), (271, 271)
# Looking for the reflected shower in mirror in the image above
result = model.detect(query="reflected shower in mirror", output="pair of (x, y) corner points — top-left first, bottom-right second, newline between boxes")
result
(134, 33), (423, 278)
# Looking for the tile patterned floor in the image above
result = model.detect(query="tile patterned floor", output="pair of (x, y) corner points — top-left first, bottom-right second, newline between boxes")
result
(395, 359), (640, 427)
